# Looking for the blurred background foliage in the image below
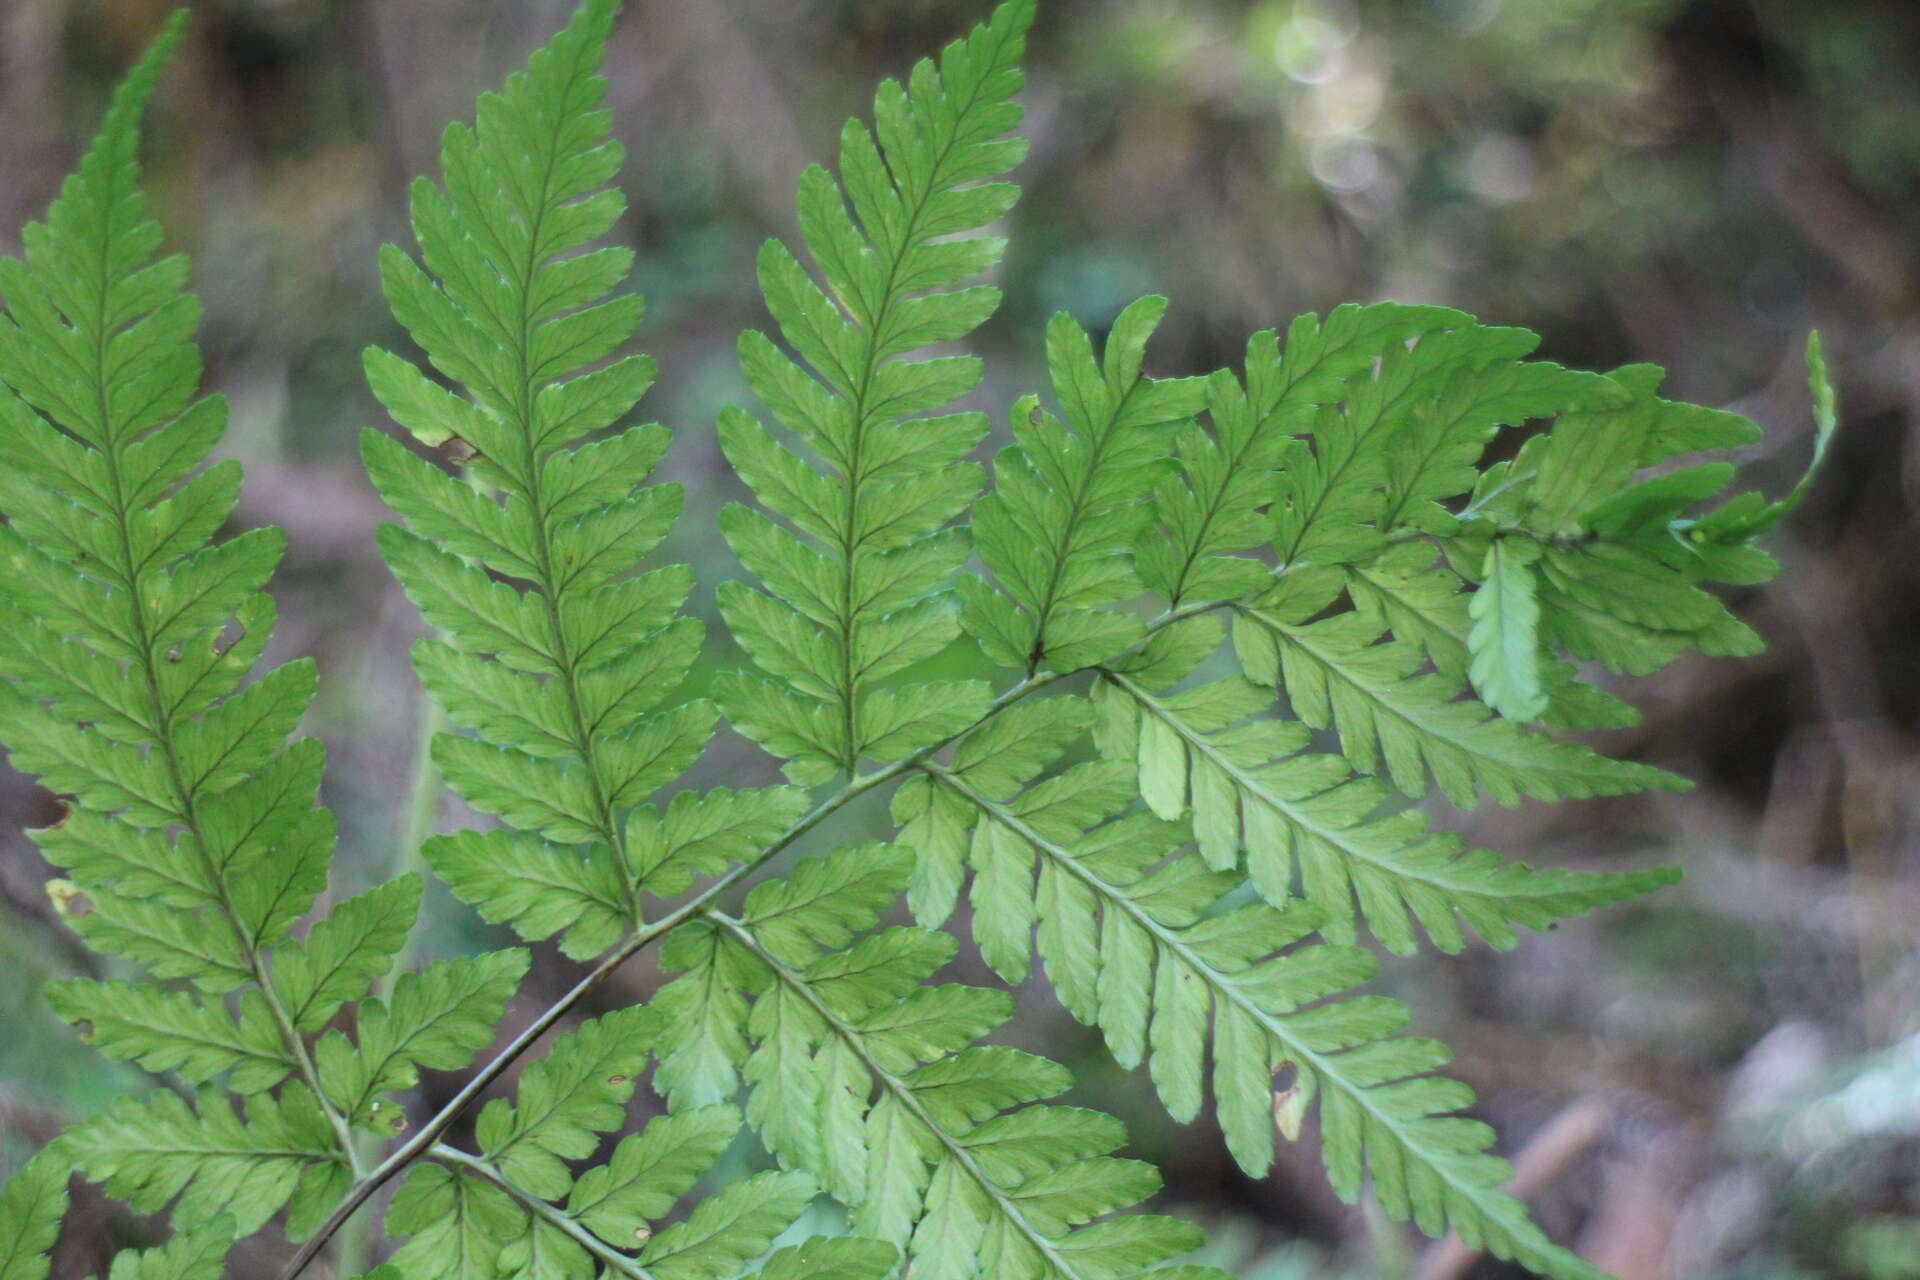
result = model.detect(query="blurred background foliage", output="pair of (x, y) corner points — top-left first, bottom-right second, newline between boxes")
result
(1, 0), (1916, 1276)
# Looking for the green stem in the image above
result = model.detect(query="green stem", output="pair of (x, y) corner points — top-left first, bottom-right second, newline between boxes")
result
(279, 674), (1046, 1279)
(279, 606), (1230, 1279)
(430, 1143), (657, 1280)
(337, 689), (448, 1275)
(383, 694), (447, 1002)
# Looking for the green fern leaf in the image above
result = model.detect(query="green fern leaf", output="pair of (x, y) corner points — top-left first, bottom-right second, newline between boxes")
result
(45, 980), (293, 1093)
(753, 1237), (899, 1280)
(1096, 672), (1678, 954)
(627, 786), (812, 898)
(424, 828), (628, 961)
(565, 1104), (741, 1247)
(1346, 544), (1637, 733)
(653, 928), (756, 1113)
(929, 766), (1608, 1280)
(393, 1111), (829, 1280)
(474, 1007), (660, 1199)
(368, 0), (709, 947)
(1464, 537), (1547, 723)
(1451, 360), (1808, 690)
(637, 1171), (814, 1280)
(315, 949), (530, 1128)
(0, 9), (378, 1230)
(1269, 322), (1622, 567)
(385, 1164), (526, 1280)
(272, 874), (424, 1030)
(965, 297), (1206, 673)
(92, 1219), (233, 1280)
(653, 846), (1216, 1279)
(717, 0), (1034, 781)
(1232, 566), (1683, 806)
(1140, 306), (1467, 607)
(64, 1087), (343, 1237)
(0, 7), (1832, 1280)
(0, 1152), (67, 1280)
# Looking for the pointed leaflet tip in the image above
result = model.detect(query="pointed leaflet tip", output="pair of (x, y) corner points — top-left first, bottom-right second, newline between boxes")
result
(1693, 329), (1841, 543)
(565, 0), (622, 44)
(54, 7), (186, 237)
(100, 9), (189, 144)
(999, 0), (1040, 38)
(1800, 328), (1840, 491)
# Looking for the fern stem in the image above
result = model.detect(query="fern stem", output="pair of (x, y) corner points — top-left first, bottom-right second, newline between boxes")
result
(429, 1143), (658, 1280)
(708, 911), (1091, 1277)
(278, 671), (1057, 1277)
(333, 692), (447, 1275)
(398, 696), (450, 892)
(281, 610), (1240, 1277)
(382, 693), (448, 1004)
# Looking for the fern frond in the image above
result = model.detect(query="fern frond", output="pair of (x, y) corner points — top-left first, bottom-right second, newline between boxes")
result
(1138, 302), (1465, 609)
(382, 1161), (526, 1280)
(44, 979), (294, 1093)
(1344, 543), (1640, 734)
(564, 1104), (740, 1245)
(315, 948), (530, 1130)
(271, 875), (424, 1031)
(756, 1238), (900, 1280)
(473, 1006), (658, 1198)
(926, 763), (1606, 1280)
(1230, 565), (1683, 806)
(627, 1171), (814, 1279)
(63, 1087), (345, 1238)
(377, 997), (899, 1280)
(1095, 672), (1678, 953)
(651, 845), (1224, 1280)
(390, 1126), (819, 1280)
(91, 1219), (234, 1280)
(963, 297), (1206, 674)
(1452, 362), (1812, 695)
(1269, 322), (1623, 569)
(367, 0), (715, 949)
(716, 0), (1034, 783)
(0, 1152), (67, 1280)
(0, 8), (397, 1196)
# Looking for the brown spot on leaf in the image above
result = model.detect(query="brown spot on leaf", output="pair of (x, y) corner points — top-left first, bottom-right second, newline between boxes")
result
(47, 880), (92, 918)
